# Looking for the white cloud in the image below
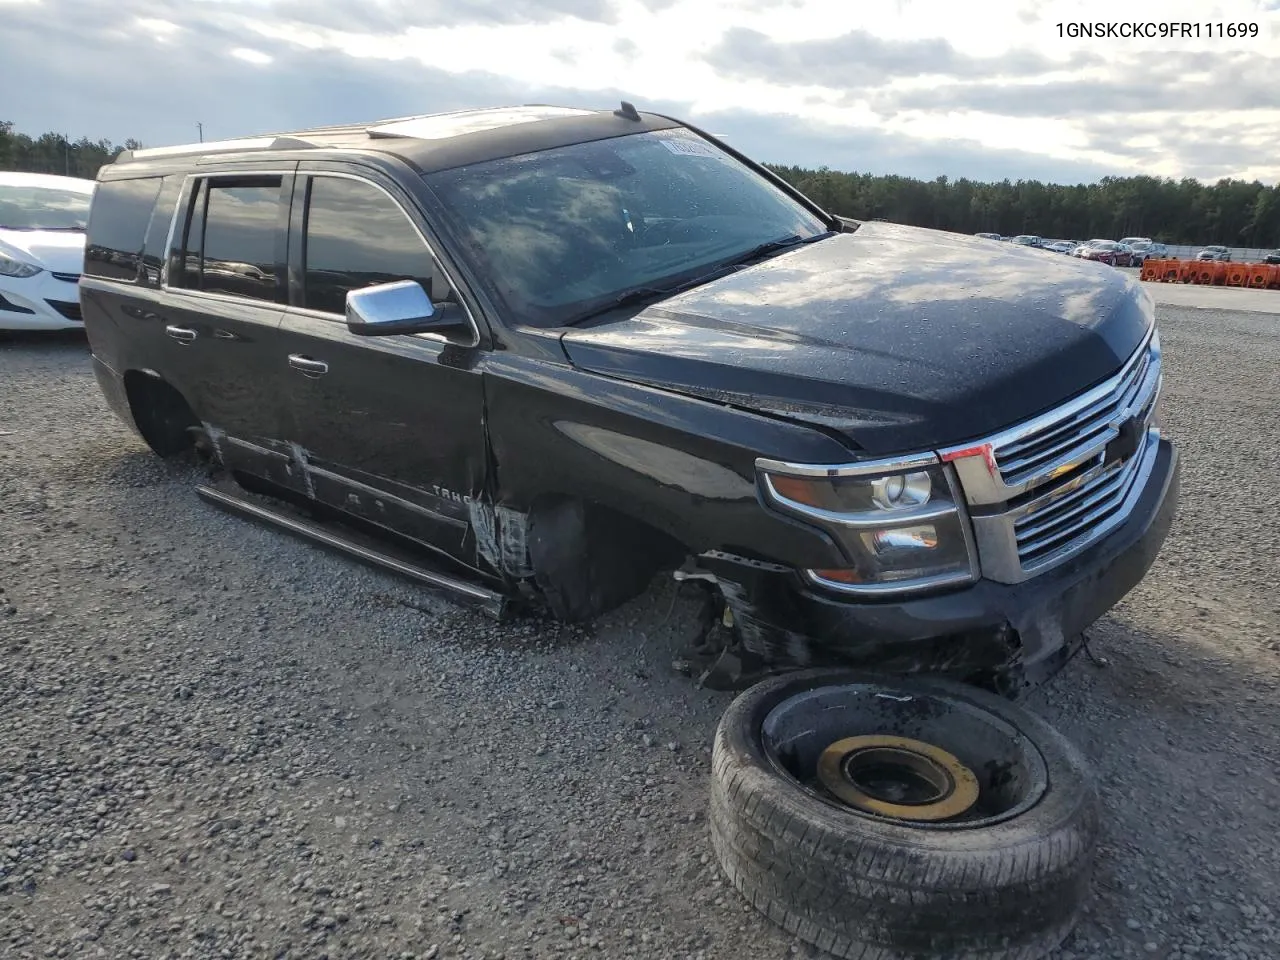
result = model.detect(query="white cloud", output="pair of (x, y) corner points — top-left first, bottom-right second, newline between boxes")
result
(2, 0), (1278, 182)
(135, 18), (183, 42)
(230, 47), (273, 65)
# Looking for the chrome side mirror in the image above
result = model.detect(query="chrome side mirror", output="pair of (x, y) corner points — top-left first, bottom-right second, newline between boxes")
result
(345, 280), (438, 336)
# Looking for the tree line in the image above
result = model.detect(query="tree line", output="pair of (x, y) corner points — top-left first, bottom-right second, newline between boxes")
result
(1, 122), (139, 181)
(765, 165), (1280, 248)
(3, 122), (1277, 247)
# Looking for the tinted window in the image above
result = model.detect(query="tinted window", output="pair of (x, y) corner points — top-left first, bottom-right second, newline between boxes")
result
(139, 176), (181, 287)
(177, 179), (206, 290)
(85, 178), (161, 282)
(425, 128), (827, 327)
(302, 177), (438, 315)
(174, 177), (281, 300)
(200, 178), (281, 301)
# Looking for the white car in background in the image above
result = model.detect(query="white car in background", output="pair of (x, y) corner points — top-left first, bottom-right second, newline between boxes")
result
(0, 171), (96, 330)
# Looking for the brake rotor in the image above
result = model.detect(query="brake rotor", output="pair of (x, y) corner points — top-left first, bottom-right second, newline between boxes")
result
(816, 734), (980, 822)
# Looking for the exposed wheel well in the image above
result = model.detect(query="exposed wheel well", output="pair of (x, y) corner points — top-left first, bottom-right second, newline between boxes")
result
(123, 371), (199, 458)
(525, 494), (688, 622)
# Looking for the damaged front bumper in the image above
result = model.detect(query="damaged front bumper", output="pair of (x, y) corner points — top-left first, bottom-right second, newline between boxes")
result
(693, 438), (1180, 694)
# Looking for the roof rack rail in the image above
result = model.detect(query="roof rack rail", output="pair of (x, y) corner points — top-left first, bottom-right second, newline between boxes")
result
(117, 135), (319, 163)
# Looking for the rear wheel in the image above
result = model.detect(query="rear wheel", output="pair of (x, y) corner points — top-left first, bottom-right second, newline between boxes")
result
(709, 669), (1100, 959)
(123, 372), (202, 459)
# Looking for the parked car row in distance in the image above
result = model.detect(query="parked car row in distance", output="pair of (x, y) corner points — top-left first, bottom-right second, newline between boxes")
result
(970, 232), (1273, 268)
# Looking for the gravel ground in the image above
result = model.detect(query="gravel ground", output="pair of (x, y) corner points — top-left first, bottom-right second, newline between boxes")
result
(1, 306), (1278, 960)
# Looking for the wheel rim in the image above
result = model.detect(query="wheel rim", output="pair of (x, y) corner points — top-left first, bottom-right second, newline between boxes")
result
(816, 735), (980, 822)
(760, 681), (1049, 830)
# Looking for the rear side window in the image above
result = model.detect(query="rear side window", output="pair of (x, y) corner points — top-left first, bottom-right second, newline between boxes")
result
(85, 177), (163, 282)
(301, 176), (442, 315)
(175, 176), (283, 302)
(138, 176), (182, 287)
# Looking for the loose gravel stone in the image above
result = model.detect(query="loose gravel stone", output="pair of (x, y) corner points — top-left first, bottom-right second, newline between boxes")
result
(1, 308), (1278, 959)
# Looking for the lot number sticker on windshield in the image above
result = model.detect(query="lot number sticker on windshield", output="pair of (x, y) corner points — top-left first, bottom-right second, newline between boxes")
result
(661, 138), (724, 159)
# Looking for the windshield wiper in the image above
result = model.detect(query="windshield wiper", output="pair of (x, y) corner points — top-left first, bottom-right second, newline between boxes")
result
(563, 283), (684, 327)
(561, 231), (837, 328)
(720, 230), (836, 268)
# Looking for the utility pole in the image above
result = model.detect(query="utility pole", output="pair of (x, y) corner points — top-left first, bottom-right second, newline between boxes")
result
(64, 134), (70, 175)
(197, 122), (203, 142)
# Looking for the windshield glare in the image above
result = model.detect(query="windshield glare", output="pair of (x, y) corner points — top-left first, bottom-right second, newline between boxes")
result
(424, 128), (829, 326)
(0, 185), (92, 231)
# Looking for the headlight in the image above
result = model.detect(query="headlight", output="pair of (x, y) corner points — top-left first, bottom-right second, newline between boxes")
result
(0, 253), (43, 278)
(758, 454), (978, 596)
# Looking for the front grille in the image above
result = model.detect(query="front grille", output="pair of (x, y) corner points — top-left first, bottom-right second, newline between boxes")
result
(953, 329), (1164, 584)
(994, 342), (1155, 488)
(1012, 437), (1153, 573)
(52, 271), (81, 284)
(45, 299), (82, 321)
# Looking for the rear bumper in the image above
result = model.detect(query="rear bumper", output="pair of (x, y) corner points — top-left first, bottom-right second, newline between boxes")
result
(701, 438), (1180, 693)
(90, 354), (141, 437)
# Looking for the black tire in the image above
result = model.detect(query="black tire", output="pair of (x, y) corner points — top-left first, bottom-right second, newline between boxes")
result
(124, 372), (200, 458)
(709, 669), (1100, 960)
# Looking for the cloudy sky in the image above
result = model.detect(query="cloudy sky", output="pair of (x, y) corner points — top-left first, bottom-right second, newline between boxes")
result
(3, 0), (1278, 184)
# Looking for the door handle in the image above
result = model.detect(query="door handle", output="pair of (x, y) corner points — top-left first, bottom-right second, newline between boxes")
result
(288, 354), (329, 377)
(165, 325), (197, 344)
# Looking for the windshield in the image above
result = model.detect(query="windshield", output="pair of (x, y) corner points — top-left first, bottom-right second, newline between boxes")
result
(0, 184), (92, 231)
(423, 128), (829, 327)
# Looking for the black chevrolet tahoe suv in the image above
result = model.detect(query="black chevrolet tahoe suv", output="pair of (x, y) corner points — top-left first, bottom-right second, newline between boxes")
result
(81, 104), (1179, 692)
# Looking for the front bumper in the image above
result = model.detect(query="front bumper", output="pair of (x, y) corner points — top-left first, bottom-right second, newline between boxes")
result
(0, 272), (83, 331)
(700, 438), (1179, 693)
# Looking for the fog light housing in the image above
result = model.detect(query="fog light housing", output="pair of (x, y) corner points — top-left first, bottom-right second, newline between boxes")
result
(866, 524), (938, 554)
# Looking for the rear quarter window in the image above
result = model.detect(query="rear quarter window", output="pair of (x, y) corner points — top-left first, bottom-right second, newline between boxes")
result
(85, 177), (164, 282)
(138, 177), (182, 287)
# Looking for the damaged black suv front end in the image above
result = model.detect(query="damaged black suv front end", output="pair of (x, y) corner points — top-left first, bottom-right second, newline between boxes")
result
(690, 324), (1178, 694)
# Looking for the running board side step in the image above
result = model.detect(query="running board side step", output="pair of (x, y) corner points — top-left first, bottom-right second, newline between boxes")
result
(196, 482), (509, 620)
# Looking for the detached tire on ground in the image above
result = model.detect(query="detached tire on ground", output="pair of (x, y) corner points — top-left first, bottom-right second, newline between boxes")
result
(709, 670), (1100, 960)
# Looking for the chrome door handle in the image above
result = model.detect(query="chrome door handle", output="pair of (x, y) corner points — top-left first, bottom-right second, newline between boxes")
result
(288, 354), (329, 377)
(165, 325), (197, 343)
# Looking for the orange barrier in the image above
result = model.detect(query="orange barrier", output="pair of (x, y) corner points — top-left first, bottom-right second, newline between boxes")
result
(1246, 264), (1269, 288)
(1192, 261), (1220, 284)
(1138, 257), (1280, 291)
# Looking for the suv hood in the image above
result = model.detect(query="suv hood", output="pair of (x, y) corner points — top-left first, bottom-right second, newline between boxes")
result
(0, 228), (86, 275)
(560, 221), (1153, 454)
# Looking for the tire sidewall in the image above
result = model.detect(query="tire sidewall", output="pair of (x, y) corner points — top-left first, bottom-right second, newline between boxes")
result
(713, 668), (1099, 858)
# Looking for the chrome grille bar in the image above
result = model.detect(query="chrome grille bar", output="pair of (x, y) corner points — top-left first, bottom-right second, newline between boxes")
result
(997, 349), (1151, 486)
(1014, 446), (1149, 571)
(947, 326), (1164, 584)
(941, 326), (1160, 508)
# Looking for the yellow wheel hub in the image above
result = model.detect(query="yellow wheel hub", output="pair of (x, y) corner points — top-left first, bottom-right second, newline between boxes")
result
(816, 734), (980, 822)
